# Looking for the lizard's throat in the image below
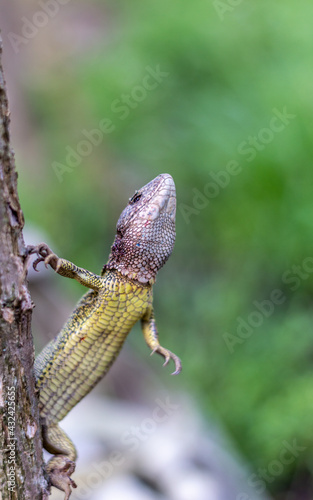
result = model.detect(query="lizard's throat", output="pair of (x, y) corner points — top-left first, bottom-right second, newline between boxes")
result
(106, 236), (172, 285)
(106, 254), (157, 284)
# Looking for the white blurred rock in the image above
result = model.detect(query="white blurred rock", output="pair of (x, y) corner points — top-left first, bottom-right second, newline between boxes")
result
(92, 475), (166, 500)
(58, 394), (272, 500)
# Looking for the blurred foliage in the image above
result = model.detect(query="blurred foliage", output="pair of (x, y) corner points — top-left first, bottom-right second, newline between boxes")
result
(15, 0), (313, 494)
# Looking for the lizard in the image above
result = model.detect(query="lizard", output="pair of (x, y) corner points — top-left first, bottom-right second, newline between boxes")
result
(28, 173), (181, 500)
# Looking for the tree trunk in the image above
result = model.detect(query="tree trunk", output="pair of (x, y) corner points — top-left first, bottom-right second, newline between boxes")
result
(0, 34), (47, 499)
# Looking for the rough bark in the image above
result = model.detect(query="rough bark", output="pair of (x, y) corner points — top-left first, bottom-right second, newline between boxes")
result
(0, 35), (47, 499)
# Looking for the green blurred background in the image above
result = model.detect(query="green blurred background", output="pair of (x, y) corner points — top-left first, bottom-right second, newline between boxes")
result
(2, 0), (313, 497)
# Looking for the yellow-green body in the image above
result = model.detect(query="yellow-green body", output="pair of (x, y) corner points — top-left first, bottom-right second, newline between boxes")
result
(35, 268), (152, 425)
(33, 255), (180, 488)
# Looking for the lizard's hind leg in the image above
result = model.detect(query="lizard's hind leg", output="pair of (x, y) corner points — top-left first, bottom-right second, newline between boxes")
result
(42, 423), (77, 500)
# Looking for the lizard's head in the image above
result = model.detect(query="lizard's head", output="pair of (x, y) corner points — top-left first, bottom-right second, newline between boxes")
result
(107, 173), (176, 283)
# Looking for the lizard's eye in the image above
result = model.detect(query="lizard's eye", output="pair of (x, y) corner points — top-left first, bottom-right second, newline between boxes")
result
(129, 191), (142, 204)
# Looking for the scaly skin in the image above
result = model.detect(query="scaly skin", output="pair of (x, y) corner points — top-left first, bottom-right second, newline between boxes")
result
(29, 174), (181, 499)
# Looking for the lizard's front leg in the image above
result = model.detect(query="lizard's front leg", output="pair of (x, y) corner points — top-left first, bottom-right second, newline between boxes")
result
(28, 243), (104, 290)
(141, 307), (182, 375)
(42, 422), (77, 500)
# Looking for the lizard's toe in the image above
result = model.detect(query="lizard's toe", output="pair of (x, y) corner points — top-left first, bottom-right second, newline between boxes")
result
(47, 456), (77, 500)
(28, 243), (60, 271)
(151, 346), (182, 375)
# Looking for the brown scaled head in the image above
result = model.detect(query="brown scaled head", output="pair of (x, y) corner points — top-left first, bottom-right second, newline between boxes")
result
(107, 174), (176, 283)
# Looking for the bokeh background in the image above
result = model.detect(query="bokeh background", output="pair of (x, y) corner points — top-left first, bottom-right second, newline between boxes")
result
(1, 1), (313, 499)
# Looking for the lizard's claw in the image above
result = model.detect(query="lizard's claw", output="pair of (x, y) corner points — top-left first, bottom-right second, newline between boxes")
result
(151, 346), (182, 375)
(27, 243), (60, 272)
(47, 457), (77, 500)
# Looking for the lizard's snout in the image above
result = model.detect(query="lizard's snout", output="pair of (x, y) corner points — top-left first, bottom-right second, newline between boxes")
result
(139, 174), (176, 222)
(157, 174), (176, 221)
